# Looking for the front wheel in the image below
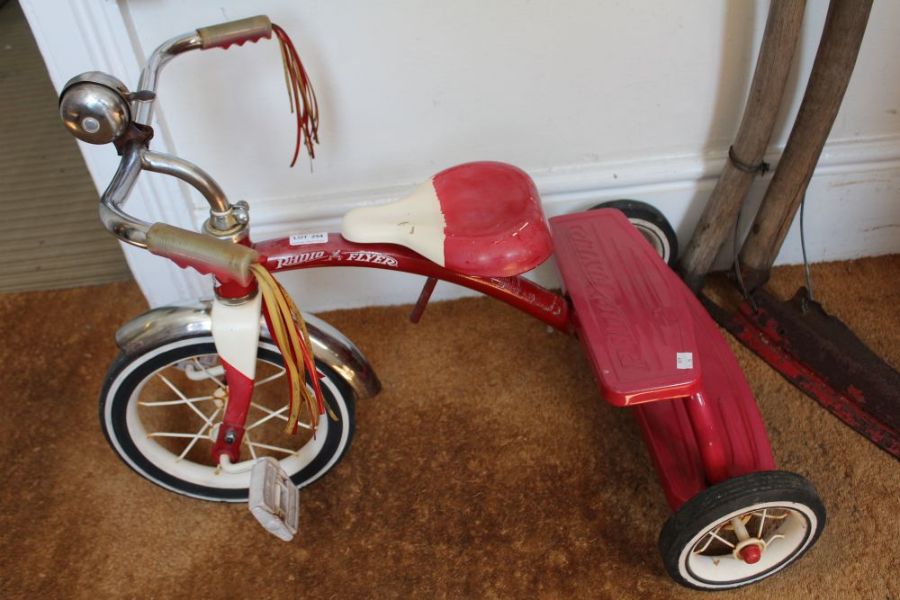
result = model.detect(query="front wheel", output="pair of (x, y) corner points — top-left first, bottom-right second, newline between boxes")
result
(659, 471), (825, 590)
(100, 335), (355, 502)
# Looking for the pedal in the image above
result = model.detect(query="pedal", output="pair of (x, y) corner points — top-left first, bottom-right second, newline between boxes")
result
(248, 457), (299, 542)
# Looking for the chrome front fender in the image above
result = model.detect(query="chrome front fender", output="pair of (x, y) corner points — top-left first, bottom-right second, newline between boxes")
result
(114, 302), (381, 400)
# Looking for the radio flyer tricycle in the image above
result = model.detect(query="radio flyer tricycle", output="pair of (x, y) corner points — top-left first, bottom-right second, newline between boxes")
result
(58, 15), (824, 591)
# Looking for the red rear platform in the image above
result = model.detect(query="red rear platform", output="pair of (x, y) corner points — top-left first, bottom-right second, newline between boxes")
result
(550, 209), (775, 508)
(550, 209), (700, 406)
(634, 287), (775, 508)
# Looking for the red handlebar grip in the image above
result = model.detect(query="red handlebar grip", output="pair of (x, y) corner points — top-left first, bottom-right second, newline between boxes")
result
(197, 15), (272, 50)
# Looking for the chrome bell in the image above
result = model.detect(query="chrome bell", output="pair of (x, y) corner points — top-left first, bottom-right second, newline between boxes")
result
(59, 71), (131, 145)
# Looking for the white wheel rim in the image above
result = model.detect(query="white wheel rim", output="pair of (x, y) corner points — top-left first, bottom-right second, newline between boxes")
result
(105, 338), (350, 497)
(632, 220), (671, 263)
(678, 501), (818, 588)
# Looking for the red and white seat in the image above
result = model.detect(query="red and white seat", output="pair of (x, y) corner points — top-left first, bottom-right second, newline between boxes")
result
(341, 161), (553, 277)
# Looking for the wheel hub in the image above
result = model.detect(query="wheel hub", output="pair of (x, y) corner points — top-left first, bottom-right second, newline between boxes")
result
(738, 543), (762, 564)
(729, 515), (767, 564)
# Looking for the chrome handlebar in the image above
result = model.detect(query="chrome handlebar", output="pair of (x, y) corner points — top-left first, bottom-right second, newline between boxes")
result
(61, 18), (274, 240)
(60, 17), (274, 282)
(132, 31), (202, 127)
(98, 144), (246, 249)
(100, 29), (222, 250)
(98, 145), (147, 246)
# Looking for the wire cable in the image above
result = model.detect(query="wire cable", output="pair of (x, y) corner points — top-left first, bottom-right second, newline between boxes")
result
(732, 198), (757, 310)
(799, 189), (815, 302)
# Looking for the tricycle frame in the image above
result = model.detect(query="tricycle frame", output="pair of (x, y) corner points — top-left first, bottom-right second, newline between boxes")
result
(249, 229), (775, 511)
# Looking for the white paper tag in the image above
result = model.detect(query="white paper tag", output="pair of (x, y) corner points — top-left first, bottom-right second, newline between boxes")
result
(289, 232), (328, 246)
(676, 352), (694, 370)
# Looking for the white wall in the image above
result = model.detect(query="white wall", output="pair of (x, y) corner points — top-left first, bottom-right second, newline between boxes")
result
(25, 0), (900, 310)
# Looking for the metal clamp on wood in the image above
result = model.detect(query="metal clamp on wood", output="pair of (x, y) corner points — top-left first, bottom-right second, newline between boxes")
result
(146, 223), (259, 285)
(727, 146), (770, 176)
(197, 15), (273, 50)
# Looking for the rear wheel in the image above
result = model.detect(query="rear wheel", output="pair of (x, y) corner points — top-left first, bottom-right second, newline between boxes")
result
(659, 471), (825, 590)
(100, 335), (355, 502)
(590, 199), (678, 266)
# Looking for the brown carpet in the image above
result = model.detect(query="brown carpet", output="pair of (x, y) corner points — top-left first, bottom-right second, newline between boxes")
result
(0, 256), (898, 599)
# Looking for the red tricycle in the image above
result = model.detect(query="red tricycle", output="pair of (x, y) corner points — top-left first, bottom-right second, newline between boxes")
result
(58, 15), (824, 591)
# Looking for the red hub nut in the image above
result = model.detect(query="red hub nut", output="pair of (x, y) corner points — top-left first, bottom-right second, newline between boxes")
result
(739, 544), (762, 564)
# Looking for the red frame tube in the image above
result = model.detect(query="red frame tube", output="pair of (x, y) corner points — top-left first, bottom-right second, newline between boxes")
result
(684, 392), (730, 485)
(211, 357), (255, 463)
(253, 233), (572, 332)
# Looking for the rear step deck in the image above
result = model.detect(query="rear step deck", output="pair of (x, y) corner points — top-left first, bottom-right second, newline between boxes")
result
(550, 209), (700, 406)
(550, 209), (775, 508)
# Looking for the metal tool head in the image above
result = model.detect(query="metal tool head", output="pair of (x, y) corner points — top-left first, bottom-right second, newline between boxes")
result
(59, 71), (132, 145)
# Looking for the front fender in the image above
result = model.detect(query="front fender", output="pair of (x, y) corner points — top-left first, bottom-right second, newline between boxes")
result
(114, 302), (381, 400)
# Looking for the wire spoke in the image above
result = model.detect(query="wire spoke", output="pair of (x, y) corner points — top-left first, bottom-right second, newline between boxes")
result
(157, 372), (215, 425)
(247, 441), (297, 456)
(246, 406), (289, 431)
(244, 431), (259, 460)
(177, 408), (221, 460)
(148, 432), (202, 439)
(190, 356), (227, 390)
(139, 395), (214, 407)
(157, 373), (189, 400)
(250, 401), (290, 422)
(183, 397), (215, 426)
(707, 529), (736, 549)
(757, 509), (767, 539)
(694, 534), (717, 554)
(255, 368), (286, 388)
(694, 524), (737, 554)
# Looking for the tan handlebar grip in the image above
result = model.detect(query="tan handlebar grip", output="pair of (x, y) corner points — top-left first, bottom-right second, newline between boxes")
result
(146, 223), (259, 286)
(197, 15), (272, 50)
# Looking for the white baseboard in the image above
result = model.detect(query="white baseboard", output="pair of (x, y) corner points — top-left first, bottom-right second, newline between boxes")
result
(237, 135), (900, 312)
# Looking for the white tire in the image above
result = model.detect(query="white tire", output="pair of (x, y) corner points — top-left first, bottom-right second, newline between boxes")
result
(659, 471), (825, 590)
(100, 335), (355, 502)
